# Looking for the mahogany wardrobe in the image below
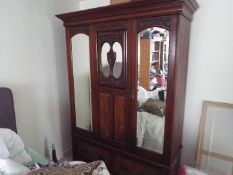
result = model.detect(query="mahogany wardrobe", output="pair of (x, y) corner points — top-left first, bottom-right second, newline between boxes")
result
(56, 0), (198, 174)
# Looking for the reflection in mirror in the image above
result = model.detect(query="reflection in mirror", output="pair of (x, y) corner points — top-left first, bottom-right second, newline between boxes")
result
(137, 27), (169, 154)
(71, 34), (92, 131)
(101, 42), (111, 77)
(113, 42), (123, 78)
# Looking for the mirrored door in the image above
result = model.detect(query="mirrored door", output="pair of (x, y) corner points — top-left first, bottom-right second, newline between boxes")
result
(137, 27), (170, 154)
(71, 33), (92, 131)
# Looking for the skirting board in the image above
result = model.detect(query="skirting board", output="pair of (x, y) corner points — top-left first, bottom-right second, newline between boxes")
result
(60, 147), (72, 162)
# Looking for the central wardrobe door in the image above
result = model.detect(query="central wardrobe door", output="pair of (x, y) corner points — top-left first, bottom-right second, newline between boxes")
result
(92, 21), (131, 149)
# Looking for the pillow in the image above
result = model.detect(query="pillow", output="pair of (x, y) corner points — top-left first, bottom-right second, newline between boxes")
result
(0, 137), (9, 159)
(141, 98), (165, 117)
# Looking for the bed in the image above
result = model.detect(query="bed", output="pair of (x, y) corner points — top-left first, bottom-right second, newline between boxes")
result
(137, 111), (165, 154)
(0, 87), (110, 175)
(137, 86), (165, 154)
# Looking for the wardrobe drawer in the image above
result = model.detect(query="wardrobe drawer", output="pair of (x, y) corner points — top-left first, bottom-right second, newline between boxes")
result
(114, 155), (168, 175)
(77, 140), (111, 168)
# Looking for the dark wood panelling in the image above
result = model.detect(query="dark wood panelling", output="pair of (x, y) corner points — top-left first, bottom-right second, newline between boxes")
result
(74, 136), (173, 175)
(114, 96), (128, 142)
(129, 19), (138, 154)
(97, 21), (127, 89)
(77, 139), (112, 169)
(90, 25), (99, 137)
(162, 15), (178, 164)
(65, 28), (76, 131)
(137, 16), (172, 32)
(70, 25), (89, 37)
(114, 155), (168, 175)
(170, 14), (191, 163)
(99, 93), (113, 138)
(96, 20), (128, 31)
(95, 20), (130, 147)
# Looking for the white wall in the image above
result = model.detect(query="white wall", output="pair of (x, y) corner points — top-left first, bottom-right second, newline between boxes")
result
(182, 0), (233, 165)
(78, 0), (233, 166)
(0, 0), (79, 159)
(79, 0), (110, 10)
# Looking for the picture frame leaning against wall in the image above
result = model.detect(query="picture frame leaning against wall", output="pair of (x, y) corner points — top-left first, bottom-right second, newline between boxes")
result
(196, 101), (233, 175)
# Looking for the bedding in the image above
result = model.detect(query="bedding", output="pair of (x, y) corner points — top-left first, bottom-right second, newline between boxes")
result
(0, 128), (32, 164)
(26, 161), (110, 175)
(0, 159), (30, 175)
(0, 159), (110, 175)
(137, 111), (165, 153)
(137, 85), (166, 153)
(0, 129), (110, 175)
(137, 86), (164, 107)
(0, 137), (9, 159)
(140, 98), (165, 117)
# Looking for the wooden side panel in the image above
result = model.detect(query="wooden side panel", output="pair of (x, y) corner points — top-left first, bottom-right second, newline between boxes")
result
(114, 96), (128, 142)
(99, 93), (113, 138)
(171, 15), (191, 162)
(139, 39), (150, 90)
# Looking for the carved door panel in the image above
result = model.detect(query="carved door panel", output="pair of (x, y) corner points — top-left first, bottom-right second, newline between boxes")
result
(92, 21), (131, 148)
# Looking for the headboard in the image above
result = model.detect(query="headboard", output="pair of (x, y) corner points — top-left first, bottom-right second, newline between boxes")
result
(0, 87), (17, 132)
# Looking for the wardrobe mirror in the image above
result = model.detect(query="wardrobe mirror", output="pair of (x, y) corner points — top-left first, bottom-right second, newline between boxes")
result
(101, 42), (123, 78)
(71, 33), (92, 131)
(101, 42), (111, 77)
(137, 27), (169, 154)
(112, 42), (123, 78)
